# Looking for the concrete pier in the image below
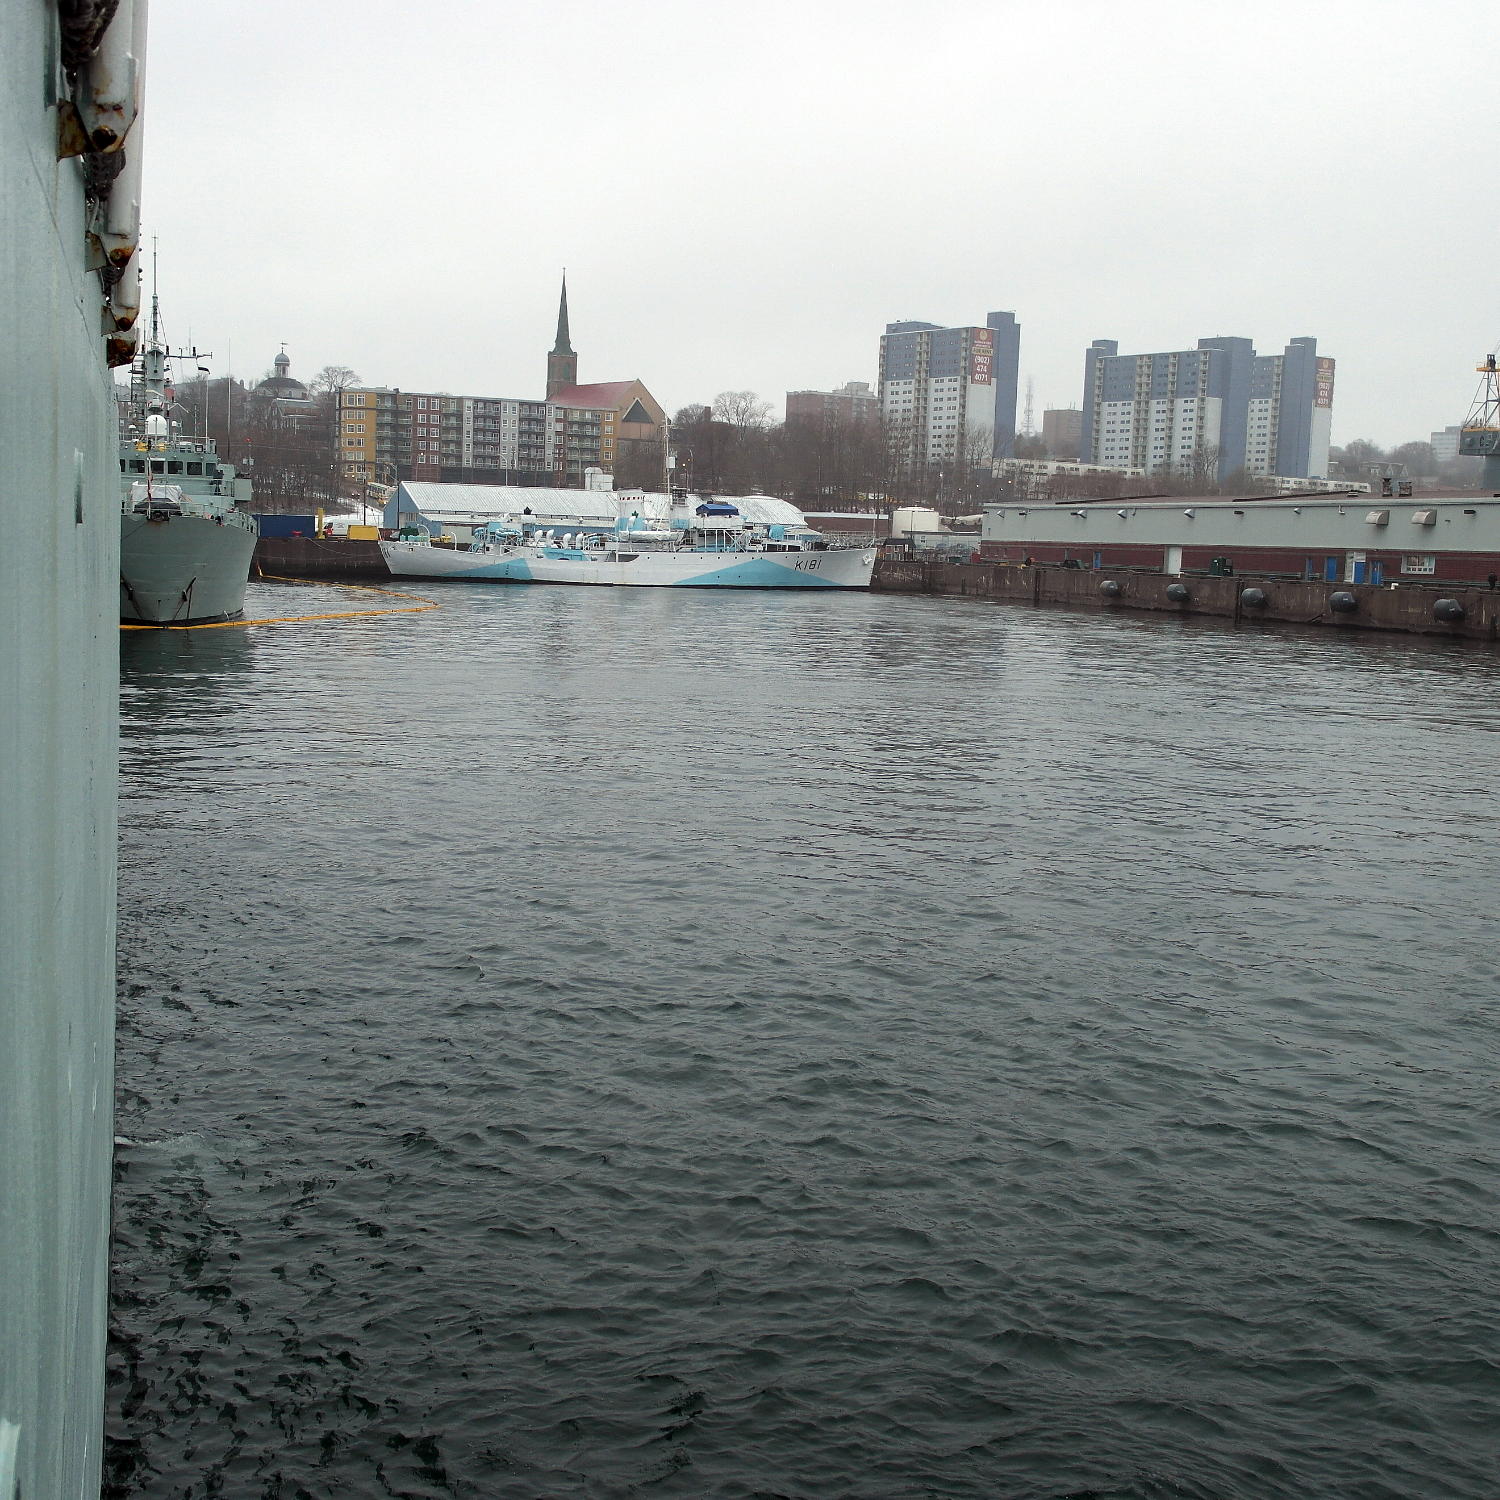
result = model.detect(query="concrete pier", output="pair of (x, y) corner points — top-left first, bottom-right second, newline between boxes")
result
(874, 558), (1500, 641)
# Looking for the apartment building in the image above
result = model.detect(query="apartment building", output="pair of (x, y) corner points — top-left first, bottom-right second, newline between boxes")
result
(878, 310), (1021, 471)
(785, 381), (880, 428)
(1081, 335), (1333, 482)
(338, 279), (664, 487)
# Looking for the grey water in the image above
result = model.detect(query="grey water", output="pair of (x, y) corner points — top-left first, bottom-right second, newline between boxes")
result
(107, 582), (1500, 1499)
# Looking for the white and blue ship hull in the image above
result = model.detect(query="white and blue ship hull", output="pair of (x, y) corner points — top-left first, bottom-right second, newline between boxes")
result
(380, 540), (876, 589)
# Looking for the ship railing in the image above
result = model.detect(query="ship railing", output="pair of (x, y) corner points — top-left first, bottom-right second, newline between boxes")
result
(130, 437), (219, 455)
(124, 493), (246, 521)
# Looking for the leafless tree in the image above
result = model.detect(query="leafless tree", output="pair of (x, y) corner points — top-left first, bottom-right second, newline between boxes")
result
(711, 390), (772, 429)
(310, 364), (362, 396)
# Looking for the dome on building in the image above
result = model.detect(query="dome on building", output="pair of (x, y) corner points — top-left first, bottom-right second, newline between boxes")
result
(255, 347), (308, 397)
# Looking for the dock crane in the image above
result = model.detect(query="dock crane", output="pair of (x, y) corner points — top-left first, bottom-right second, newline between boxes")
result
(1459, 345), (1500, 490)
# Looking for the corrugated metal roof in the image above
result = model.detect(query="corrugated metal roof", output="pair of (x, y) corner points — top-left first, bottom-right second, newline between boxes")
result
(397, 483), (810, 528)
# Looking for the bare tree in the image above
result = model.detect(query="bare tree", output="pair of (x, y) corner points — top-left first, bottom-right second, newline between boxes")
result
(310, 364), (362, 396)
(711, 390), (772, 429)
(1389, 441), (1436, 477)
(1182, 442), (1223, 493)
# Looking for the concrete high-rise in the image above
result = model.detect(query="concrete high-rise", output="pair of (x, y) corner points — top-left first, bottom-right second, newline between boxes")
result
(1245, 338), (1334, 481)
(1081, 335), (1333, 482)
(878, 310), (1022, 470)
(1041, 408), (1083, 460)
(986, 311), (1021, 458)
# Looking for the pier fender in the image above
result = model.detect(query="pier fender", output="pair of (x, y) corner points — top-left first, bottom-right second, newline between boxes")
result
(1433, 598), (1466, 623)
(1099, 579), (1122, 598)
(1240, 587), (1268, 609)
(1165, 582), (1191, 604)
(1329, 591), (1359, 613)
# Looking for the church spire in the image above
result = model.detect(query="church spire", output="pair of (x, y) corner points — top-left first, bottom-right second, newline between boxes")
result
(552, 273), (573, 356)
(546, 271), (578, 398)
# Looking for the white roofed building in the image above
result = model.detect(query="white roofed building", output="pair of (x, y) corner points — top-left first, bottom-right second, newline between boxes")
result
(385, 481), (812, 538)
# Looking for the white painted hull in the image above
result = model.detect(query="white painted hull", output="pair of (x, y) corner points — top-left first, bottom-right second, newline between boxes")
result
(120, 512), (259, 624)
(380, 541), (876, 589)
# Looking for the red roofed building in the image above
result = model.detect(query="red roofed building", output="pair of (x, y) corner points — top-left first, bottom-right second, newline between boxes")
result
(338, 275), (665, 489)
(542, 278), (666, 483)
(544, 378), (666, 484)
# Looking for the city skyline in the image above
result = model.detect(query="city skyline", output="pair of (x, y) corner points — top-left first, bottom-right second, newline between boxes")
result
(138, 0), (1490, 450)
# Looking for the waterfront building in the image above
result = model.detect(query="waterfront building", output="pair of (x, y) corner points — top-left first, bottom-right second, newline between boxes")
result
(878, 310), (1021, 469)
(785, 381), (880, 428)
(1081, 335), (1334, 483)
(339, 279), (665, 487)
(979, 491), (1500, 584)
(1042, 408), (1083, 460)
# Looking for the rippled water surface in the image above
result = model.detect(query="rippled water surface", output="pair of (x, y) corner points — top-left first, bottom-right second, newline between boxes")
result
(108, 581), (1500, 1498)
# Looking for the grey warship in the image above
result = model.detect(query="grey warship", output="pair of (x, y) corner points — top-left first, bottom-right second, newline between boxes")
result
(119, 297), (258, 625)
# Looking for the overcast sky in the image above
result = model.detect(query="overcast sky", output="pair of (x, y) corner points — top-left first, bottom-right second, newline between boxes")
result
(142, 0), (1491, 447)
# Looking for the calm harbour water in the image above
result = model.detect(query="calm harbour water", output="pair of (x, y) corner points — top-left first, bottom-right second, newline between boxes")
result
(107, 581), (1500, 1498)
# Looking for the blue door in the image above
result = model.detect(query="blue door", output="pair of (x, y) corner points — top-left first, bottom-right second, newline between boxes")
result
(1093, 550), (1103, 570)
(1370, 560), (1384, 586)
(1324, 556), (1339, 581)
(1305, 557), (1318, 579)
(1352, 559), (1368, 585)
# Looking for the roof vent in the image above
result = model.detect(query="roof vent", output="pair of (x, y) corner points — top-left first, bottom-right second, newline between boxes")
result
(1411, 509), (1437, 526)
(1364, 509), (1390, 525)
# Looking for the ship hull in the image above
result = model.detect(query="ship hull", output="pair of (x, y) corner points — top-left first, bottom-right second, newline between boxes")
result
(380, 541), (876, 589)
(120, 513), (259, 624)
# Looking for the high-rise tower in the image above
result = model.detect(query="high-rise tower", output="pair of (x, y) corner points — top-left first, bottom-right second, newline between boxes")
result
(546, 273), (578, 400)
(878, 311), (1019, 471)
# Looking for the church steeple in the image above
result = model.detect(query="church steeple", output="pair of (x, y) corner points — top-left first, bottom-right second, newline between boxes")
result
(552, 274), (573, 356)
(546, 272), (578, 398)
